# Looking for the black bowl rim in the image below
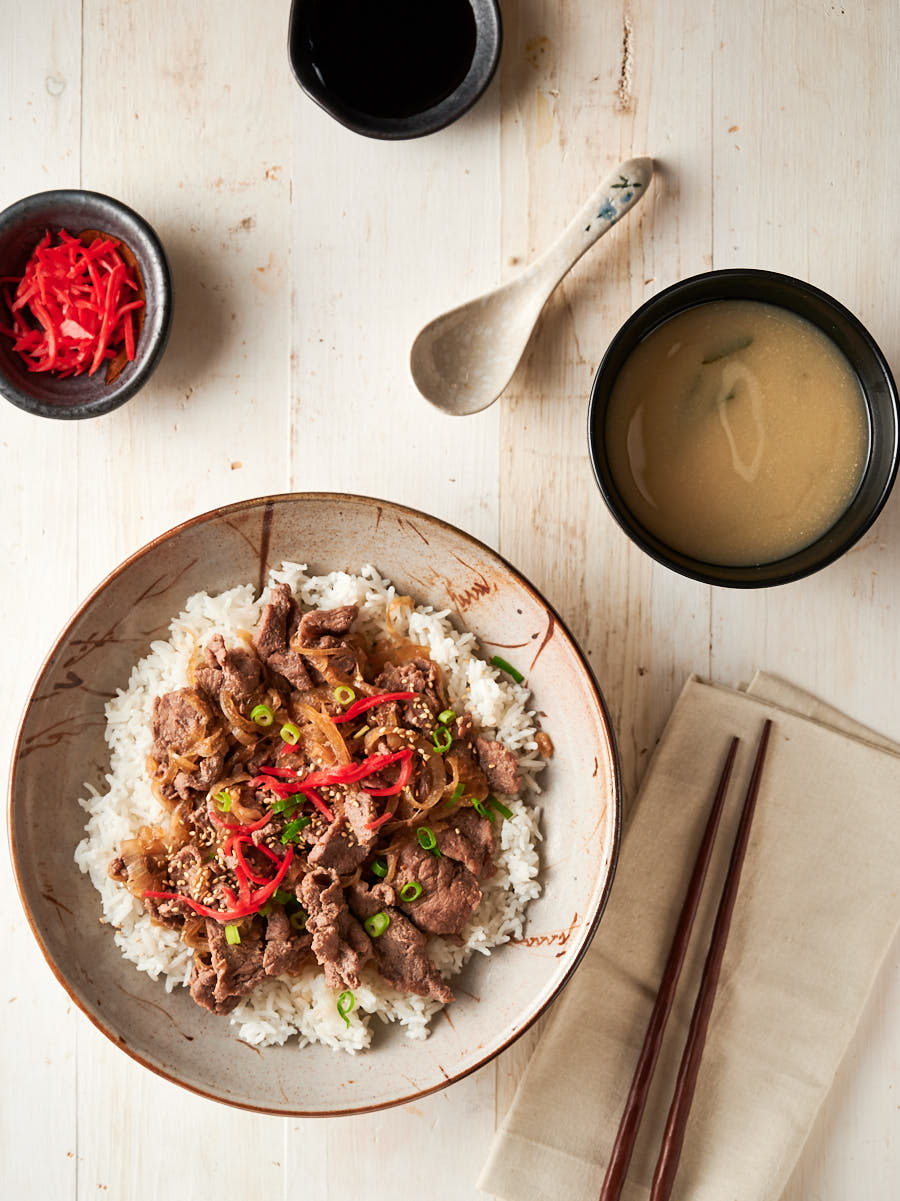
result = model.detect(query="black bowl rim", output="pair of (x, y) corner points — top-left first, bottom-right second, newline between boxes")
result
(8, 490), (622, 1116)
(587, 268), (900, 588)
(287, 0), (502, 140)
(0, 187), (173, 421)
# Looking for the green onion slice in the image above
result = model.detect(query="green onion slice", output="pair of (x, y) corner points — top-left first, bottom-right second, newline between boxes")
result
(399, 880), (423, 903)
(371, 857), (388, 879)
(289, 908), (308, 932)
(337, 990), (355, 1026)
(280, 721), (301, 746)
(432, 725), (453, 754)
(490, 655), (524, 684)
(333, 685), (356, 706)
(250, 703), (274, 727)
(446, 781), (465, 807)
(273, 886), (295, 905)
(224, 924), (241, 945)
(416, 825), (440, 855)
(270, 792), (303, 815)
(213, 789), (232, 813)
(486, 795), (513, 820)
(472, 798), (491, 819)
(438, 708), (456, 725)
(351, 724), (370, 740)
(258, 901), (273, 917)
(364, 911), (390, 938)
(281, 815), (311, 843)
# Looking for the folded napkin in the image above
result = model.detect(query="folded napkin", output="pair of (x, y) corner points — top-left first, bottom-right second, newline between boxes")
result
(479, 674), (900, 1201)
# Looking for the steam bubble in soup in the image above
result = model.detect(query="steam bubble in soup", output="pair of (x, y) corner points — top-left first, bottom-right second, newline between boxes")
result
(604, 299), (869, 565)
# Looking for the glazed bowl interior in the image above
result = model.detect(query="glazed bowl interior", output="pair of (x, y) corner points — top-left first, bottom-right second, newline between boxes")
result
(9, 493), (619, 1115)
(588, 269), (900, 588)
(288, 0), (502, 140)
(0, 189), (172, 420)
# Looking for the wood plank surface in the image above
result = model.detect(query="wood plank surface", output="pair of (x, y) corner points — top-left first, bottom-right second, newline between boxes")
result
(0, 1), (897, 1198)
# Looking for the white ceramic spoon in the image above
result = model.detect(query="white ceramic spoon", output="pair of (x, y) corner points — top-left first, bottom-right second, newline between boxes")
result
(410, 156), (653, 415)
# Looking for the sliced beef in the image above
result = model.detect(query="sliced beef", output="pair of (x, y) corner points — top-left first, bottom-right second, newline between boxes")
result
(395, 839), (482, 936)
(173, 750), (225, 801)
(254, 583), (314, 690)
(300, 867), (373, 989)
(343, 789), (379, 847)
(190, 958), (238, 1015)
(255, 581), (294, 659)
(347, 881), (453, 1004)
(152, 688), (218, 759)
(454, 711), (475, 740)
(145, 896), (189, 930)
(263, 905), (311, 977)
(167, 844), (208, 895)
(307, 789), (378, 874)
(475, 735), (522, 795)
(372, 658), (445, 731)
(302, 633), (358, 681)
(295, 606), (361, 684)
(297, 605), (358, 643)
(195, 664), (224, 698)
(205, 633), (264, 701)
(205, 918), (266, 1005)
(438, 807), (497, 879)
(266, 648), (314, 691)
(176, 798), (217, 846)
(307, 812), (370, 875)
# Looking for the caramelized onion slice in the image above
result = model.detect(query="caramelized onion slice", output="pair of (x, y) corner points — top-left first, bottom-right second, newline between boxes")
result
(407, 750), (446, 811)
(220, 690), (259, 746)
(119, 826), (167, 898)
(294, 702), (352, 765)
(181, 915), (209, 949)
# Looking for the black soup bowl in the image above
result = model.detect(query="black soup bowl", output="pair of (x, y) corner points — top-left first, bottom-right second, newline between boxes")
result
(587, 269), (900, 588)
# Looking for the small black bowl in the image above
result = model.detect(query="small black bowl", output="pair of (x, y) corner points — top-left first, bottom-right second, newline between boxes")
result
(588, 269), (900, 587)
(288, 0), (502, 140)
(0, 189), (172, 421)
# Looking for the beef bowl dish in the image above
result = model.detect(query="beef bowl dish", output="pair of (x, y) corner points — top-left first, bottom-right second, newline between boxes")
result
(10, 494), (620, 1114)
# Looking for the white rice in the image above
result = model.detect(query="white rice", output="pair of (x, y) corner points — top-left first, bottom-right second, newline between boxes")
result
(74, 564), (543, 1051)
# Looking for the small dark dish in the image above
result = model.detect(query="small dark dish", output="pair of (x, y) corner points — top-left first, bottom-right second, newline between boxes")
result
(588, 268), (900, 587)
(288, 0), (502, 140)
(0, 189), (172, 420)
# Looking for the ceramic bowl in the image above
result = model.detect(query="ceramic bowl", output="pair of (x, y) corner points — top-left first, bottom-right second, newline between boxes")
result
(0, 189), (172, 420)
(9, 493), (620, 1115)
(587, 269), (900, 587)
(288, 0), (502, 140)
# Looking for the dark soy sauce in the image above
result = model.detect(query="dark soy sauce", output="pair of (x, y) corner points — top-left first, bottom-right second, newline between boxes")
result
(297, 0), (478, 119)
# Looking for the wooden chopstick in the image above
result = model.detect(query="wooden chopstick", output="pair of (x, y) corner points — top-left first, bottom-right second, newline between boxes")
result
(597, 734), (741, 1201)
(649, 718), (773, 1201)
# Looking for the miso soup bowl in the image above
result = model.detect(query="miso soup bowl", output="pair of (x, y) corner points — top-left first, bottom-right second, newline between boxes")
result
(587, 269), (900, 588)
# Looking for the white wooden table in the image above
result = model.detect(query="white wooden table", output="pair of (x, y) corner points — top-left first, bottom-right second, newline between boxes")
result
(2, 2), (897, 1197)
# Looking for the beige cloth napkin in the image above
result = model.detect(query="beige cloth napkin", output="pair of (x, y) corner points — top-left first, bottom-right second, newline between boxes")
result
(479, 673), (900, 1201)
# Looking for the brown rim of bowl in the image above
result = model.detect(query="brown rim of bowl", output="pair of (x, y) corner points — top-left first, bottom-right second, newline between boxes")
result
(7, 491), (621, 1116)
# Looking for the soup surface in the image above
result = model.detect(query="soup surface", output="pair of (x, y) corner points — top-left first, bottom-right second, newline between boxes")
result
(604, 299), (869, 565)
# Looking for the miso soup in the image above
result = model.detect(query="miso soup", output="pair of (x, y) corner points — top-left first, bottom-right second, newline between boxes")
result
(604, 299), (869, 565)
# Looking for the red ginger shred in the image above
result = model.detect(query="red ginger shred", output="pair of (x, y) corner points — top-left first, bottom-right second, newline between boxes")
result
(1, 228), (144, 379)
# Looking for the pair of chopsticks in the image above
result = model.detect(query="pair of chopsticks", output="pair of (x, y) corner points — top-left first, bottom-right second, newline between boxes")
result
(599, 718), (773, 1201)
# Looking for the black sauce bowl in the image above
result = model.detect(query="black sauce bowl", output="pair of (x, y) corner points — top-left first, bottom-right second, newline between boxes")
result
(0, 189), (172, 421)
(288, 0), (502, 140)
(587, 269), (900, 587)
